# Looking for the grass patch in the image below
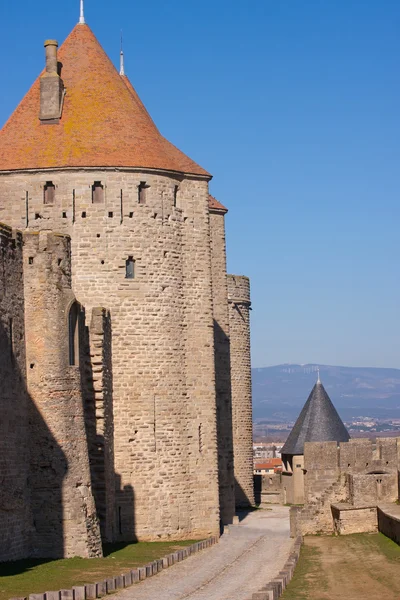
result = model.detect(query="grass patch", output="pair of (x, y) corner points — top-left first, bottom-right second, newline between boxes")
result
(0, 540), (197, 600)
(281, 544), (326, 600)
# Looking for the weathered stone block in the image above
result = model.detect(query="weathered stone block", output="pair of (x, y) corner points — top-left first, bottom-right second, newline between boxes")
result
(60, 591), (73, 600)
(114, 576), (124, 589)
(138, 567), (146, 581)
(130, 569), (140, 583)
(84, 585), (96, 600)
(105, 580), (115, 594)
(45, 592), (60, 600)
(72, 587), (85, 600)
(123, 572), (132, 587)
(95, 582), (106, 598)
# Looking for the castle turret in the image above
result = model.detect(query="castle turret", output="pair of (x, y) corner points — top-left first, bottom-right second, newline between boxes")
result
(23, 231), (102, 557)
(0, 22), (220, 544)
(281, 376), (350, 505)
(227, 275), (255, 507)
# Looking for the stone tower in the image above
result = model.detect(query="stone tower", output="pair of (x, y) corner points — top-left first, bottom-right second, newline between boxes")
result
(227, 275), (255, 507)
(0, 13), (255, 555)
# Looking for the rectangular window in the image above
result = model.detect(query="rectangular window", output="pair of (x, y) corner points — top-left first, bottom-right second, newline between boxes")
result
(44, 181), (55, 204)
(92, 181), (104, 204)
(125, 256), (135, 279)
(138, 182), (148, 204)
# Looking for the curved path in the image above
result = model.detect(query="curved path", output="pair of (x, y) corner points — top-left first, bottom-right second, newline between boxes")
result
(109, 505), (292, 600)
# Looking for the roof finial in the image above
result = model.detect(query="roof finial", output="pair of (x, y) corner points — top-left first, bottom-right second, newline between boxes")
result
(120, 31), (125, 76)
(79, 0), (85, 24)
(317, 367), (321, 384)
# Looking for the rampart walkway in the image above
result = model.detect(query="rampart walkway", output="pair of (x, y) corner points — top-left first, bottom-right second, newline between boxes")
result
(109, 505), (292, 600)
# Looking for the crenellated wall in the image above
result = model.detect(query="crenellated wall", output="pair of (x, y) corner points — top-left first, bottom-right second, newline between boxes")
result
(227, 275), (255, 507)
(290, 437), (400, 537)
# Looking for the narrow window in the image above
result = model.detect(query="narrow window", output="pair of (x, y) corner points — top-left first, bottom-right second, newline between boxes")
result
(108, 211), (113, 218)
(125, 256), (135, 279)
(198, 423), (203, 453)
(72, 189), (76, 223)
(44, 181), (55, 204)
(68, 302), (80, 366)
(25, 191), (29, 227)
(92, 181), (104, 204)
(173, 185), (179, 207)
(138, 181), (148, 205)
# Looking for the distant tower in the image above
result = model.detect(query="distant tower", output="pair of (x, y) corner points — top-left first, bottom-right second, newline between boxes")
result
(281, 375), (350, 504)
(227, 275), (255, 507)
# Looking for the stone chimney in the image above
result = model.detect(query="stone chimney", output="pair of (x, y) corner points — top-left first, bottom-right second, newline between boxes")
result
(39, 40), (65, 123)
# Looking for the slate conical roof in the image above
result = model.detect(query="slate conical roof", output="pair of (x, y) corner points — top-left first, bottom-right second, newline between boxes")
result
(281, 380), (350, 456)
(0, 24), (209, 177)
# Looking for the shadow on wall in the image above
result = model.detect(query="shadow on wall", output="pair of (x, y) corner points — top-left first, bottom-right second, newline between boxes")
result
(213, 319), (235, 526)
(235, 478), (256, 515)
(0, 319), (66, 562)
(115, 475), (136, 543)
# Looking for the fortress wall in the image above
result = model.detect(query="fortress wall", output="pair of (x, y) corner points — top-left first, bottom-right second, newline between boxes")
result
(1, 171), (220, 540)
(180, 178), (220, 536)
(209, 208), (235, 525)
(304, 441), (340, 503)
(23, 231), (102, 557)
(0, 224), (30, 561)
(227, 275), (255, 507)
(378, 505), (400, 545)
(83, 307), (115, 543)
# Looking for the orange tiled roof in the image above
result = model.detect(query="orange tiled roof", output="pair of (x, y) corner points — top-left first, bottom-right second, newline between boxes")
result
(208, 194), (228, 212)
(0, 24), (210, 177)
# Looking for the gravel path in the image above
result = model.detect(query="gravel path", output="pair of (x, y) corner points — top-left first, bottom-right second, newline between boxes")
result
(109, 505), (292, 600)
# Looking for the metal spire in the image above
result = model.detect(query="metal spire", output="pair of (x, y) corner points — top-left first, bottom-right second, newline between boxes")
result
(79, 0), (85, 24)
(119, 31), (125, 76)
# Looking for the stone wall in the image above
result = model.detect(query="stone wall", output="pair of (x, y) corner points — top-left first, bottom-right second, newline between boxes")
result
(23, 231), (102, 558)
(290, 438), (400, 537)
(83, 307), (115, 543)
(332, 504), (378, 535)
(377, 504), (400, 545)
(0, 224), (30, 561)
(227, 275), (255, 507)
(209, 207), (235, 525)
(0, 169), (220, 541)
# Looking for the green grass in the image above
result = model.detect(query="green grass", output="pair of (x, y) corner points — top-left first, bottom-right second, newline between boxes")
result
(0, 540), (197, 600)
(280, 544), (327, 600)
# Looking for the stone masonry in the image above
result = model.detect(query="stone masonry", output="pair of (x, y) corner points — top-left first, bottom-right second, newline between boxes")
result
(0, 18), (255, 559)
(227, 275), (255, 507)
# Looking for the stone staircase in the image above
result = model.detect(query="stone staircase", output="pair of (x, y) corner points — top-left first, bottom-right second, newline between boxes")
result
(291, 476), (348, 535)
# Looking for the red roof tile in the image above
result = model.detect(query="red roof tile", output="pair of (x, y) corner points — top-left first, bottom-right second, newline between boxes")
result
(208, 194), (228, 212)
(0, 24), (210, 176)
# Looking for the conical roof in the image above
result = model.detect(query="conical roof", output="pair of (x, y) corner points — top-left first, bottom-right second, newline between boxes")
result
(0, 24), (209, 176)
(281, 380), (350, 456)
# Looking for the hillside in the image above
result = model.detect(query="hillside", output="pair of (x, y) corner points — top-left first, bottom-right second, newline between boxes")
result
(252, 364), (400, 421)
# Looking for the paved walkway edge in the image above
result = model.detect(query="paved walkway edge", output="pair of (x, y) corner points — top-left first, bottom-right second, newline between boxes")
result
(9, 536), (219, 600)
(248, 536), (303, 600)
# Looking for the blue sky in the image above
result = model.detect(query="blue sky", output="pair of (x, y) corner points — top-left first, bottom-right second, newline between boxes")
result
(0, 1), (399, 369)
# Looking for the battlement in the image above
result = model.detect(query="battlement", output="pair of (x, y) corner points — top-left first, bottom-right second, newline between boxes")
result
(227, 274), (250, 305)
(304, 437), (400, 474)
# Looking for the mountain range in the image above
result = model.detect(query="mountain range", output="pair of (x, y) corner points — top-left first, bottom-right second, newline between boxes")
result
(252, 364), (400, 421)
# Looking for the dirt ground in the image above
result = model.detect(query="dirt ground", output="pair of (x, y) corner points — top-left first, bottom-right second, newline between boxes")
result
(282, 533), (400, 600)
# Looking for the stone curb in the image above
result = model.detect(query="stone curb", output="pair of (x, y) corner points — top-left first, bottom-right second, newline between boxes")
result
(9, 536), (219, 600)
(248, 536), (303, 600)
